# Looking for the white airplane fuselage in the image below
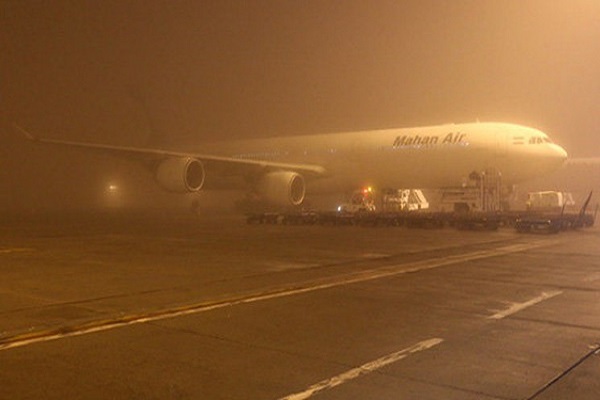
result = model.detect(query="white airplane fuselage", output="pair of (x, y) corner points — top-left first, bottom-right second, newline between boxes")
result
(203, 122), (567, 193)
(16, 121), (568, 207)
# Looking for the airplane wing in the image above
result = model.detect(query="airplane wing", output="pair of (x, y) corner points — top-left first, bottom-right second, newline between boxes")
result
(14, 124), (327, 178)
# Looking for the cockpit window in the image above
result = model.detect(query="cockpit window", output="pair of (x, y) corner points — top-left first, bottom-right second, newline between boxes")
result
(542, 137), (552, 143)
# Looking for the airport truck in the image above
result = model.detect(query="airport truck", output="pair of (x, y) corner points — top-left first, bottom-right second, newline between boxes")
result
(525, 191), (574, 212)
(337, 187), (377, 213)
(440, 169), (504, 213)
(381, 188), (429, 212)
(336, 187), (429, 214)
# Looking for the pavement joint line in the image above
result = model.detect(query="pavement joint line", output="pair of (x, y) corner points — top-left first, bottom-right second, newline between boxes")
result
(276, 338), (444, 400)
(0, 238), (557, 352)
(526, 343), (600, 399)
(487, 291), (563, 320)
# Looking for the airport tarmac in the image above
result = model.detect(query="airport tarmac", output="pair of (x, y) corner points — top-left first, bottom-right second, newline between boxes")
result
(1, 211), (599, 400)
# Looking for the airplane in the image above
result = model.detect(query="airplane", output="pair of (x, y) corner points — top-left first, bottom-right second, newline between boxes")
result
(14, 122), (567, 208)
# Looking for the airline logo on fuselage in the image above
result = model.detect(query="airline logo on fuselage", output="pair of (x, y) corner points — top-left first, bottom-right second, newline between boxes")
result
(392, 132), (466, 148)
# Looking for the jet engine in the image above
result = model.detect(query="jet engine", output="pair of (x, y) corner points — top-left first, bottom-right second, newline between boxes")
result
(155, 157), (205, 193)
(256, 171), (305, 207)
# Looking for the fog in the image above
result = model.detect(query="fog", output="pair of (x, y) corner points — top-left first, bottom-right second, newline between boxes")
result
(1, 1), (599, 213)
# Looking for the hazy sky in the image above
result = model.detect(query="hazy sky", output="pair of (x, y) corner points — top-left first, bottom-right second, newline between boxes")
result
(1, 1), (599, 209)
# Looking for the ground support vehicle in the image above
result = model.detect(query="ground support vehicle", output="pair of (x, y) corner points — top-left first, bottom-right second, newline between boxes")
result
(515, 210), (596, 233)
(281, 211), (320, 225)
(526, 191), (575, 212)
(245, 212), (281, 224)
(246, 207), (596, 232)
(515, 191), (596, 233)
(246, 210), (498, 230)
(450, 212), (501, 231)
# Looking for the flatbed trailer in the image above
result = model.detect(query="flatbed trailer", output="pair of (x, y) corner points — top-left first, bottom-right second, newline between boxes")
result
(246, 209), (596, 232)
(515, 210), (596, 233)
(514, 192), (597, 234)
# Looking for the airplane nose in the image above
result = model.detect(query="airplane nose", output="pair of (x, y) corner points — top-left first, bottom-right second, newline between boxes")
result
(554, 144), (568, 163)
(544, 143), (568, 170)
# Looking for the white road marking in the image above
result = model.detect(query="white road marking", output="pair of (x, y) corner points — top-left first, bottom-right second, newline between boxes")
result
(0, 239), (555, 351)
(583, 273), (600, 283)
(487, 291), (563, 320)
(265, 262), (318, 271)
(278, 338), (444, 400)
(0, 248), (33, 254)
(361, 253), (390, 259)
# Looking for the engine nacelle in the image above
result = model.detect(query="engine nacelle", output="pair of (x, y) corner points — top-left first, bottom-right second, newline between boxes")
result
(256, 171), (305, 207)
(155, 157), (205, 193)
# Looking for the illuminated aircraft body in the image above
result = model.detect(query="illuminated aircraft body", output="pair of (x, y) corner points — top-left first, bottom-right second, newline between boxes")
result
(16, 122), (567, 207)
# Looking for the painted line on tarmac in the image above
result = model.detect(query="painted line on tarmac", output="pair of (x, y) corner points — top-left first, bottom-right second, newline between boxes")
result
(0, 248), (33, 254)
(487, 291), (563, 320)
(277, 338), (444, 400)
(0, 239), (557, 351)
(583, 272), (600, 282)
